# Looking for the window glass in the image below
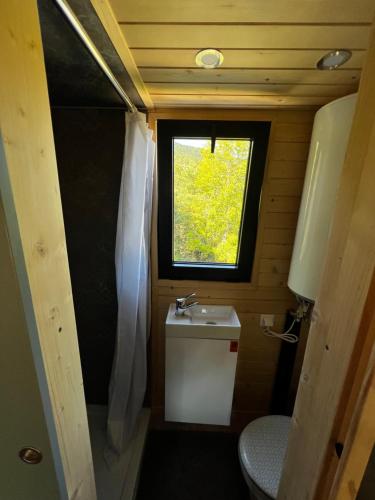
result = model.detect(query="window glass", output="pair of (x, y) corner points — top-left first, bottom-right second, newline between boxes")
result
(157, 119), (270, 282)
(173, 138), (252, 267)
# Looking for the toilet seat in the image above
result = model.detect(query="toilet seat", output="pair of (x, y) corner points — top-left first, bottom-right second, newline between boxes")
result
(239, 415), (291, 499)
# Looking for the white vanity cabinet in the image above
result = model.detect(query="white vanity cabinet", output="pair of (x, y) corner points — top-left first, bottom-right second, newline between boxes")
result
(165, 304), (241, 425)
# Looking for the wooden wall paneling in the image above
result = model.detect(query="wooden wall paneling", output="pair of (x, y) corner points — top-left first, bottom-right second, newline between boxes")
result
(261, 244), (293, 259)
(148, 94), (329, 108)
(268, 160), (308, 179)
(108, 1), (366, 108)
(151, 108), (314, 122)
(0, 2), (96, 499)
(140, 68), (361, 85)
(122, 25), (371, 50)
(149, 107), (314, 429)
(259, 259), (291, 274)
(263, 212), (299, 228)
(278, 23), (375, 500)
(263, 228), (297, 244)
(268, 179), (304, 195)
(157, 285), (293, 301)
(157, 297), (297, 315)
(237, 313), (285, 345)
(271, 141), (310, 161)
(89, 0), (154, 108)
(110, 0), (375, 23)
(274, 110), (317, 123)
(274, 122), (313, 142)
(258, 273), (290, 287)
(146, 83), (358, 98)
(132, 50), (365, 70)
(266, 196), (301, 213)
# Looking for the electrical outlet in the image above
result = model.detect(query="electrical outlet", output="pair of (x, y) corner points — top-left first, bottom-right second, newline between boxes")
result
(260, 314), (274, 327)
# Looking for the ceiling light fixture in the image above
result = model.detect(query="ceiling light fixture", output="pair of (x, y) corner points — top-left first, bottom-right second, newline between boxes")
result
(316, 49), (352, 70)
(195, 49), (224, 69)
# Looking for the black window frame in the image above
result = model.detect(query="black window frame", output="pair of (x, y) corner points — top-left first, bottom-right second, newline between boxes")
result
(157, 119), (271, 282)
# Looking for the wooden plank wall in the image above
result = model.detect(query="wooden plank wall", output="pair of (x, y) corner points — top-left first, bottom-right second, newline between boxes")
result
(148, 108), (315, 429)
(278, 22), (375, 500)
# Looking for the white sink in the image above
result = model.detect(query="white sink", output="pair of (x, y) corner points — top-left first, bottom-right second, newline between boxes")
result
(166, 304), (241, 340)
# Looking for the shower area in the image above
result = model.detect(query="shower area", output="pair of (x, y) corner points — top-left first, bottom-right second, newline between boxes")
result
(37, 1), (152, 498)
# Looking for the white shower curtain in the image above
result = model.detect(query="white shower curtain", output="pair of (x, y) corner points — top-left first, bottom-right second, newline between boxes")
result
(107, 111), (155, 457)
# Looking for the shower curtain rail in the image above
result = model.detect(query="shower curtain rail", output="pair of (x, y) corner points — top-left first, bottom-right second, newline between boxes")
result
(54, 0), (137, 113)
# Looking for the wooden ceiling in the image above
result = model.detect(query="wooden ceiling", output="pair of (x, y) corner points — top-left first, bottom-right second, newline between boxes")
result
(108, 0), (374, 108)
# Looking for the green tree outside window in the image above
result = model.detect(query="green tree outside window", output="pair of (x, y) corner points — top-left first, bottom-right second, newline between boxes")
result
(173, 139), (252, 265)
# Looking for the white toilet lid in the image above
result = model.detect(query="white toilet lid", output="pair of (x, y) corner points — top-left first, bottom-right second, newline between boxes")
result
(239, 415), (291, 499)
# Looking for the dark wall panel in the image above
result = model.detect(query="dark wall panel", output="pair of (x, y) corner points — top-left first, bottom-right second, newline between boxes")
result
(52, 108), (125, 404)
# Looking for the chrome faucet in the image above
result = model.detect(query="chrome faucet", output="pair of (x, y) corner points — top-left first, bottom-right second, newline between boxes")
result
(175, 293), (199, 316)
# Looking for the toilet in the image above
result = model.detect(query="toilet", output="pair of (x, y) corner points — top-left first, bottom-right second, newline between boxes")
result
(238, 415), (291, 499)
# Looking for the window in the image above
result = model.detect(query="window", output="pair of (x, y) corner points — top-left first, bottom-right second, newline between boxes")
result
(157, 120), (270, 282)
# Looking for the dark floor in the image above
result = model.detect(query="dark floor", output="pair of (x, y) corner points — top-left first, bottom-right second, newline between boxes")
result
(136, 430), (249, 500)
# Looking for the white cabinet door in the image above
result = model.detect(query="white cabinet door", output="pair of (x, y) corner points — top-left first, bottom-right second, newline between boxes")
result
(165, 337), (238, 425)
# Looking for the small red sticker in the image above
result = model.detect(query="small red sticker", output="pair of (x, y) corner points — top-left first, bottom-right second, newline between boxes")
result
(230, 341), (238, 352)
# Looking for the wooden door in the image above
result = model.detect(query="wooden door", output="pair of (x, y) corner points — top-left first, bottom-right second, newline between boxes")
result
(0, 168), (61, 498)
(0, 1), (96, 499)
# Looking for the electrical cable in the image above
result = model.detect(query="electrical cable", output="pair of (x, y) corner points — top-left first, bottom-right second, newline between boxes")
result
(261, 300), (311, 344)
(262, 318), (299, 343)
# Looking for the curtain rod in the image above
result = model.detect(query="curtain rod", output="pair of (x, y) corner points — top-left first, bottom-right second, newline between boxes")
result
(54, 0), (137, 113)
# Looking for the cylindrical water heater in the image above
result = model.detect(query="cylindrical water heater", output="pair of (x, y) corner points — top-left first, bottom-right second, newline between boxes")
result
(288, 94), (357, 302)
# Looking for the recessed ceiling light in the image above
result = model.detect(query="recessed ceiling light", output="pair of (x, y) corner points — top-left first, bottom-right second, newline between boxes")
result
(317, 49), (352, 70)
(195, 49), (224, 69)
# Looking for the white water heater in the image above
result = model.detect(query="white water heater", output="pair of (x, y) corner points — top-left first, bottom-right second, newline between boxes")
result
(288, 94), (357, 302)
